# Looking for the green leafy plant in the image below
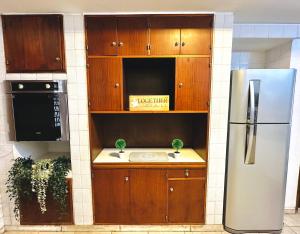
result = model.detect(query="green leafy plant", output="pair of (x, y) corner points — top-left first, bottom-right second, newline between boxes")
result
(172, 138), (184, 153)
(6, 156), (71, 219)
(6, 157), (33, 219)
(115, 138), (127, 153)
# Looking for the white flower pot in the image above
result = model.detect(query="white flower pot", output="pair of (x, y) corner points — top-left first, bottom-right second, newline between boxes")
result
(118, 152), (126, 159)
(174, 152), (181, 158)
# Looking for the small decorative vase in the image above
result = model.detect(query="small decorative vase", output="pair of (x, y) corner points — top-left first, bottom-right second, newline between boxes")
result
(174, 152), (181, 158)
(119, 151), (126, 159)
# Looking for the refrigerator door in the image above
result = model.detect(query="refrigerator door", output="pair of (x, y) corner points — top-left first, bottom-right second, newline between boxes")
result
(230, 69), (296, 124)
(224, 123), (290, 232)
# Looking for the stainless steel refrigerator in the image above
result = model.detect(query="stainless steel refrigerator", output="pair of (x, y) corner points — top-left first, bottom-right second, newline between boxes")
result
(224, 69), (296, 233)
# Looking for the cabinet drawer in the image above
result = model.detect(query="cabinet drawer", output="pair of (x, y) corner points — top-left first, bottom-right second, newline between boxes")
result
(168, 168), (206, 178)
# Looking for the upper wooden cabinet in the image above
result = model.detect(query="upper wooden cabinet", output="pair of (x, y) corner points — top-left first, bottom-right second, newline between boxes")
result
(88, 57), (123, 111)
(2, 15), (65, 73)
(175, 57), (211, 111)
(85, 16), (148, 56)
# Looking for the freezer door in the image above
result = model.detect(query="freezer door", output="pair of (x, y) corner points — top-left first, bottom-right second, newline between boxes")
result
(230, 69), (296, 124)
(224, 123), (290, 232)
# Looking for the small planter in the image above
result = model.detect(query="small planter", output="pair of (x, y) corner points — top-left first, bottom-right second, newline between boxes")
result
(118, 151), (126, 159)
(174, 152), (181, 158)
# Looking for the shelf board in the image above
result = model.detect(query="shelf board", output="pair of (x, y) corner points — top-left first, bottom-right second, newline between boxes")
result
(88, 54), (211, 59)
(89, 110), (209, 114)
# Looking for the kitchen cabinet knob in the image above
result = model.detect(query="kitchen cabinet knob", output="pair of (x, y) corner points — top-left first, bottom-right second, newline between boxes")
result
(179, 83), (183, 88)
(18, 84), (24, 89)
(111, 41), (117, 47)
(184, 169), (189, 177)
(115, 83), (120, 88)
(118, 42), (124, 47)
(124, 176), (129, 182)
(175, 42), (179, 47)
(45, 84), (51, 89)
(169, 187), (174, 192)
(55, 57), (61, 61)
(181, 42), (186, 47)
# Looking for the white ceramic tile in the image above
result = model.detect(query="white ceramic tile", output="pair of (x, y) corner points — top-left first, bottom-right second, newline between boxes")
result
(36, 73), (53, 80)
(66, 49), (76, 67)
(206, 214), (215, 224)
(283, 24), (298, 38)
(213, 29), (224, 48)
(214, 215), (223, 224)
(75, 32), (85, 49)
(79, 130), (89, 146)
(77, 99), (88, 114)
(64, 15), (75, 32)
(239, 24), (254, 38)
(81, 174), (92, 189)
(70, 145), (80, 160)
(233, 24), (241, 38)
(67, 67), (77, 83)
(70, 130), (80, 146)
(68, 98), (79, 114)
(69, 114), (79, 130)
(75, 49), (86, 67)
(20, 73), (37, 80)
(79, 145), (90, 161)
(65, 32), (75, 50)
(53, 73), (67, 80)
(253, 24), (269, 38)
(80, 160), (91, 175)
(74, 15), (84, 32)
(206, 201), (215, 215)
(76, 67), (86, 83)
(71, 159), (81, 174)
(78, 114), (88, 130)
(268, 24), (284, 38)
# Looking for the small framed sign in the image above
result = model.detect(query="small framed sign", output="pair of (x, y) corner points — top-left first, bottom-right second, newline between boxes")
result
(129, 95), (169, 111)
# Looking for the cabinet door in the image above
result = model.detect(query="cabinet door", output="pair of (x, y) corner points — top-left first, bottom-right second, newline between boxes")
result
(88, 57), (123, 111)
(93, 169), (130, 224)
(117, 17), (149, 56)
(85, 16), (118, 56)
(2, 15), (65, 72)
(130, 169), (167, 223)
(149, 16), (181, 55)
(180, 16), (212, 55)
(175, 57), (210, 111)
(168, 178), (206, 223)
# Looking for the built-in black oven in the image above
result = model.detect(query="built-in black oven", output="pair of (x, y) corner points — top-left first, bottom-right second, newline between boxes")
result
(6, 80), (69, 141)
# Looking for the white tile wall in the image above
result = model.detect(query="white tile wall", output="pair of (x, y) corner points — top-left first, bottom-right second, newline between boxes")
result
(0, 14), (93, 225)
(206, 12), (233, 225)
(231, 51), (266, 69)
(265, 41), (292, 68)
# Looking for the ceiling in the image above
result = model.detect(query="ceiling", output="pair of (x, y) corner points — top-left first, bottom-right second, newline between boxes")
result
(232, 38), (292, 52)
(0, 0), (300, 23)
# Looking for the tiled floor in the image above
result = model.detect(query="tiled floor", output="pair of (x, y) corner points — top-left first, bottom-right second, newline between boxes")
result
(2, 213), (300, 234)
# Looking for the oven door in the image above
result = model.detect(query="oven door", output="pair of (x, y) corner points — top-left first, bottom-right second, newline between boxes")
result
(12, 92), (68, 141)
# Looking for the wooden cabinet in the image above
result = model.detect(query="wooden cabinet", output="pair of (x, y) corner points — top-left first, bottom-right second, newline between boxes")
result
(175, 57), (211, 111)
(130, 169), (167, 223)
(168, 169), (206, 223)
(92, 167), (206, 224)
(149, 15), (212, 55)
(85, 16), (148, 56)
(93, 169), (130, 224)
(2, 15), (65, 73)
(88, 57), (123, 111)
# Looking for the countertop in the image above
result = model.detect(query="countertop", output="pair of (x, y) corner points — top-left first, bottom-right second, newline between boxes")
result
(93, 148), (206, 163)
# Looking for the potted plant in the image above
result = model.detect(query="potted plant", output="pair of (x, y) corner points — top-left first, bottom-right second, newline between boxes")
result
(115, 138), (127, 158)
(172, 138), (184, 158)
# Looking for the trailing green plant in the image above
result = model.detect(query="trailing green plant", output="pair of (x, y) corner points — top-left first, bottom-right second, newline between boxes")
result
(49, 156), (71, 214)
(6, 156), (71, 219)
(172, 138), (184, 153)
(115, 138), (126, 153)
(6, 157), (33, 219)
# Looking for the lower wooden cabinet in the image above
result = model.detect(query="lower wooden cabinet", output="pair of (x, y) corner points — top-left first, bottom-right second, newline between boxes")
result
(93, 167), (206, 224)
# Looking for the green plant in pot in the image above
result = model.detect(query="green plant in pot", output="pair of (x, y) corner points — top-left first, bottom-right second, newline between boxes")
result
(172, 138), (184, 158)
(115, 138), (127, 158)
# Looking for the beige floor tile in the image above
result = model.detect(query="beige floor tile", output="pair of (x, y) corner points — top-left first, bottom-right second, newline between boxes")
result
(289, 227), (300, 234)
(282, 226), (297, 234)
(120, 225), (190, 232)
(190, 225), (223, 232)
(113, 232), (147, 234)
(285, 214), (300, 227)
(62, 226), (119, 232)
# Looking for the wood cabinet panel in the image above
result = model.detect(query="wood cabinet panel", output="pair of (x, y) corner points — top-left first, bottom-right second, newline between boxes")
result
(117, 17), (149, 55)
(2, 15), (65, 72)
(93, 169), (130, 223)
(180, 16), (212, 55)
(149, 16), (181, 55)
(175, 57), (211, 111)
(86, 16), (118, 56)
(168, 168), (206, 178)
(129, 169), (167, 223)
(88, 57), (123, 111)
(168, 178), (206, 223)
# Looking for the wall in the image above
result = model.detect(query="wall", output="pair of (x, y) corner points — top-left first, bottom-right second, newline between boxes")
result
(0, 194), (4, 233)
(231, 51), (266, 69)
(265, 41), (292, 68)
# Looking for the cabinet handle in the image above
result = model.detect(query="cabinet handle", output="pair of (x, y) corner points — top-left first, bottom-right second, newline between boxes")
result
(124, 176), (129, 182)
(174, 42), (179, 47)
(179, 82), (183, 88)
(55, 57), (61, 61)
(111, 41), (117, 47)
(181, 42), (186, 47)
(184, 169), (189, 177)
(169, 187), (174, 192)
(115, 83), (120, 88)
(118, 42), (124, 47)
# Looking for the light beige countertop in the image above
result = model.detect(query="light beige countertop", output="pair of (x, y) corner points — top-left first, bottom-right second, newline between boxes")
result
(93, 148), (206, 163)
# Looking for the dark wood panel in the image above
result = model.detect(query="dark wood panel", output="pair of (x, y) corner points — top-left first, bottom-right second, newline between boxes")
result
(93, 169), (130, 224)
(117, 17), (149, 55)
(168, 168), (206, 178)
(180, 16), (213, 55)
(175, 57), (211, 111)
(168, 178), (206, 223)
(85, 16), (118, 56)
(149, 16), (181, 55)
(2, 15), (65, 72)
(130, 169), (167, 223)
(20, 179), (73, 225)
(88, 57), (123, 111)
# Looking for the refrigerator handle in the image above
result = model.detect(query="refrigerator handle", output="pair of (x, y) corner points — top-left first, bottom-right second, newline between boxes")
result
(245, 124), (257, 164)
(248, 80), (260, 123)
